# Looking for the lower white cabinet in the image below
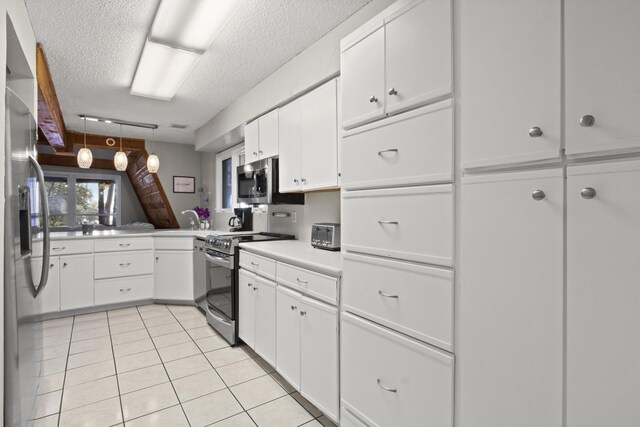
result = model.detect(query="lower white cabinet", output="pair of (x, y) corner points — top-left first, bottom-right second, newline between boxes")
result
(238, 269), (256, 347)
(31, 257), (60, 314)
(253, 277), (276, 366)
(95, 275), (153, 306)
(60, 254), (94, 311)
(341, 313), (453, 427)
(154, 250), (193, 301)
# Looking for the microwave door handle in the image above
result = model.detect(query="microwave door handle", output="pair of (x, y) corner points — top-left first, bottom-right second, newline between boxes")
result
(29, 154), (50, 297)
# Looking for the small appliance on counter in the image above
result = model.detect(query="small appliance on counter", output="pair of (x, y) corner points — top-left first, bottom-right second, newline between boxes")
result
(228, 207), (253, 232)
(311, 223), (341, 251)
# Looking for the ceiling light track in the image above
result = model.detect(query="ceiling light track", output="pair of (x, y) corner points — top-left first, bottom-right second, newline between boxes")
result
(79, 114), (158, 129)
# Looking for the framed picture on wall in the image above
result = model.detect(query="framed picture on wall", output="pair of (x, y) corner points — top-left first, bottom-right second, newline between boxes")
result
(173, 176), (195, 193)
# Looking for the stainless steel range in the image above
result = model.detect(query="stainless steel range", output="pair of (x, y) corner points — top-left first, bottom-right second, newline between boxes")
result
(200, 232), (294, 345)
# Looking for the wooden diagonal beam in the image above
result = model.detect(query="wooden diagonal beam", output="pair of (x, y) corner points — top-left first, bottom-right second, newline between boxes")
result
(36, 44), (71, 152)
(37, 153), (120, 170)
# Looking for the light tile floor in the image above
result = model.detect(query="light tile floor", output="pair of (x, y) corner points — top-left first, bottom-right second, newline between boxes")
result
(33, 304), (336, 427)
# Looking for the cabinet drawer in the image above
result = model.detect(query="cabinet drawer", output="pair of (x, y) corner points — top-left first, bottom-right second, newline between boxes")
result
(94, 251), (154, 279)
(342, 185), (453, 266)
(154, 237), (194, 251)
(95, 275), (154, 306)
(277, 262), (338, 305)
(342, 100), (453, 190)
(239, 251), (276, 280)
(341, 313), (453, 427)
(343, 252), (453, 351)
(94, 237), (153, 253)
(34, 239), (93, 257)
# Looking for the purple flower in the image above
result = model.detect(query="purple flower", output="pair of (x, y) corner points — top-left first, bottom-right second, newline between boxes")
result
(194, 206), (210, 220)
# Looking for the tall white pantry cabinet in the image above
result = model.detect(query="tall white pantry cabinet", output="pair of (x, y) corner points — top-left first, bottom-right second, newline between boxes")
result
(458, 1), (640, 427)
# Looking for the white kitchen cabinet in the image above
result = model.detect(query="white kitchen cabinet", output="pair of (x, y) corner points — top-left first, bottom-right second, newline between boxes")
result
(278, 79), (339, 193)
(244, 109), (279, 164)
(459, 0), (561, 169)
(276, 285), (302, 389)
(566, 160), (640, 426)
(60, 254), (94, 311)
(300, 296), (338, 421)
(565, 1), (640, 156)
(95, 275), (153, 306)
(154, 250), (193, 301)
(341, 0), (452, 130)
(238, 269), (256, 348)
(31, 257), (60, 314)
(459, 169), (564, 427)
(253, 276), (276, 366)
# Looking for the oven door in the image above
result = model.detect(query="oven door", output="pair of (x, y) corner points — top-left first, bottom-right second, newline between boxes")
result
(204, 250), (237, 344)
(237, 159), (271, 204)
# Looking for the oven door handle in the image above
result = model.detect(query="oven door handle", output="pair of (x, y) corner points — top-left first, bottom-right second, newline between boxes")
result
(207, 306), (233, 326)
(205, 252), (232, 268)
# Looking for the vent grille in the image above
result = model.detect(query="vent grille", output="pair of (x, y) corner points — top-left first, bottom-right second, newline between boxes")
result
(170, 123), (188, 129)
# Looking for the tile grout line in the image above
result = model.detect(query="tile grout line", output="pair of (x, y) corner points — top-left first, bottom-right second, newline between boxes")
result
(106, 309), (127, 426)
(54, 314), (76, 427)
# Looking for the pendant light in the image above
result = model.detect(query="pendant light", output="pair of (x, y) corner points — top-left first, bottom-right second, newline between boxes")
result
(114, 124), (128, 171)
(147, 128), (160, 173)
(77, 117), (93, 168)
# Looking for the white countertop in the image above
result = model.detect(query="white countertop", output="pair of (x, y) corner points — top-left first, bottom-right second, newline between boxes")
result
(239, 240), (342, 277)
(43, 229), (220, 241)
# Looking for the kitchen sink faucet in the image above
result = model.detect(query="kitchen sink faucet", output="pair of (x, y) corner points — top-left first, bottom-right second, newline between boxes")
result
(181, 210), (201, 230)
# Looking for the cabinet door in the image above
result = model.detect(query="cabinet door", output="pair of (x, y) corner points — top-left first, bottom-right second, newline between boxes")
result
(385, 0), (452, 115)
(300, 297), (338, 421)
(154, 251), (193, 301)
(244, 120), (260, 164)
(566, 1), (640, 155)
(278, 99), (302, 193)
(238, 269), (256, 348)
(459, 0), (561, 168)
(459, 169), (564, 427)
(341, 26), (385, 129)
(276, 286), (301, 389)
(253, 277), (276, 366)
(300, 79), (338, 191)
(31, 257), (60, 314)
(567, 160), (640, 426)
(60, 254), (94, 311)
(258, 109), (279, 159)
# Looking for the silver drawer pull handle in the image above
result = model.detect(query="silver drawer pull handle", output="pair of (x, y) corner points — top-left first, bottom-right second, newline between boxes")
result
(290, 305), (297, 311)
(119, 263), (131, 268)
(388, 88), (397, 96)
(377, 379), (397, 393)
(378, 148), (398, 156)
(300, 311), (307, 316)
(378, 220), (398, 225)
(369, 95), (378, 103)
(253, 286), (258, 291)
(581, 187), (596, 199)
(579, 114), (595, 127)
(250, 262), (259, 267)
(52, 247), (65, 251)
(119, 288), (132, 292)
(378, 290), (399, 299)
(296, 278), (308, 284)
(247, 283), (253, 287)
(528, 127), (543, 138)
(119, 243), (131, 247)
(531, 190), (546, 201)
(50, 264), (55, 269)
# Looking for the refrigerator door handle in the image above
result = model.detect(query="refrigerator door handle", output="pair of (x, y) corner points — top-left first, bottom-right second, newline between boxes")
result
(29, 154), (50, 297)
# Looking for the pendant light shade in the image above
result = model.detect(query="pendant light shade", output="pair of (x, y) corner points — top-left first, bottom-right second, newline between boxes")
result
(77, 118), (93, 168)
(147, 153), (160, 173)
(114, 151), (128, 171)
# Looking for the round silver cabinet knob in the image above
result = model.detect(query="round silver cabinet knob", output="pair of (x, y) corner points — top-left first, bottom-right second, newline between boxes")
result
(388, 88), (397, 96)
(581, 187), (596, 199)
(532, 190), (546, 201)
(529, 127), (543, 138)
(369, 95), (378, 103)
(579, 115), (595, 127)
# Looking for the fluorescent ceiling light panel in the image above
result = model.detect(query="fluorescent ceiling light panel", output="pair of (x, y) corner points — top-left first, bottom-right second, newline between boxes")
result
(150, 0), (242, 51)
(130, 40), (200, 101)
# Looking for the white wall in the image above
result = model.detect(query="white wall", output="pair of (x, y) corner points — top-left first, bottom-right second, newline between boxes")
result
(145, 140), (203, 229)
(195, 0), (395, 152)
(268, 191), (341, 242)
(1, 0), (38, 418)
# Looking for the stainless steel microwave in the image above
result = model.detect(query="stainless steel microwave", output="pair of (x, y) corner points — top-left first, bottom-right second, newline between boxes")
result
(236, 158), (304, 205)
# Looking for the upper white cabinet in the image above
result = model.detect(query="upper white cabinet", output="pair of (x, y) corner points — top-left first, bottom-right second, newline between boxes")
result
(279, 79), (339, 193)
(341, 0), (452, 130)
(459, 169), (564, 427)
(245, 109), (279, 164)
(565, 1), (640, 156)
(566, 160), (640, 426)
(459, 0), (562, 169)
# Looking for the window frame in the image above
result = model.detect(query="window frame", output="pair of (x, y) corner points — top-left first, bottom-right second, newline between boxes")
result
(43, 171), (122, 228)
(215, 144), (245, 213)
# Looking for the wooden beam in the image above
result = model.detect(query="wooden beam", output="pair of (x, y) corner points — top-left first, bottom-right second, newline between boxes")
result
(36, 44), (71, 152)
(66, 131), (146, 152)
(37, 153), (119, 170)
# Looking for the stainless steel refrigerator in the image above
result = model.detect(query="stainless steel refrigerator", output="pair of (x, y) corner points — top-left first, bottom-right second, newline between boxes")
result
(4, 88), (51, 426)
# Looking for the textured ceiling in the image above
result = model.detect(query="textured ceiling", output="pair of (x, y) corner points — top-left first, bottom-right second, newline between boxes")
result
(25, 0), (371, 144)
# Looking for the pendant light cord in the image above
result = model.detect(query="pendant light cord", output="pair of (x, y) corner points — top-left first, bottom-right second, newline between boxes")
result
(83, 117), (87, 147)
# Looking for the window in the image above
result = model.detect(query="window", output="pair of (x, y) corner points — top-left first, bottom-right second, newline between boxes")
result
(43, 172), (121, 228)
(215, 144), (245, 212)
